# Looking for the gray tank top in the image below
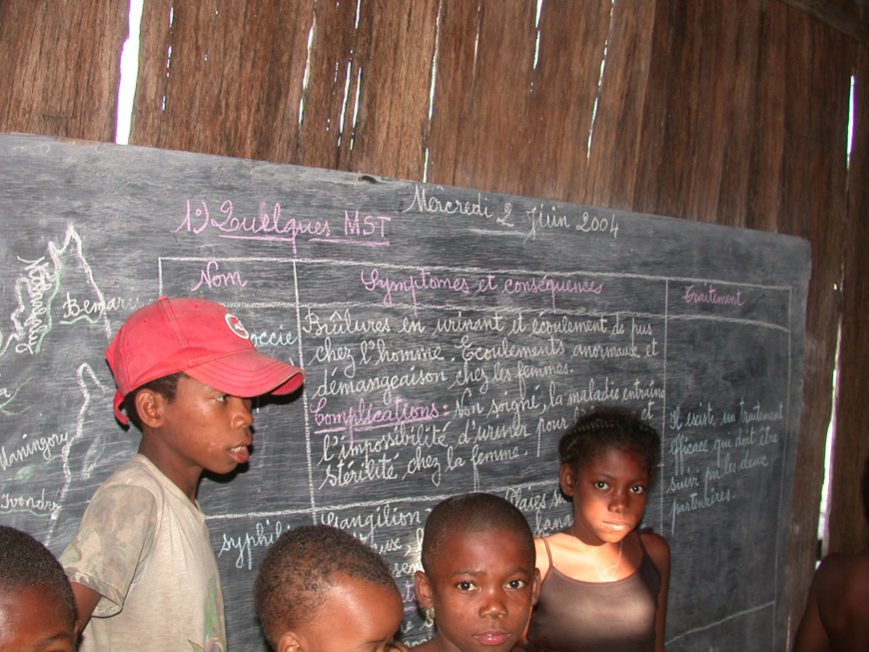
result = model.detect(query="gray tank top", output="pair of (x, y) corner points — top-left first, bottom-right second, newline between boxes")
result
(526, 535), (660, 651)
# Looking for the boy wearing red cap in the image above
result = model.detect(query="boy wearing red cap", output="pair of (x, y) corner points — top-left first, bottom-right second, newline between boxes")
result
(60, 296), (304, 651)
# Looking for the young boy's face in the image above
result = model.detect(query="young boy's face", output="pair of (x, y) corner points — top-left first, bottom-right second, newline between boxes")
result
(0, 585), (76, 652)
(279, 575), (403, 652)
(150, 375), (255, 478)
(415, 526), (540, 652)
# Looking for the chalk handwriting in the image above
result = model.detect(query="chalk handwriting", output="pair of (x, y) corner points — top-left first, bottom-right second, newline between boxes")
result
(249, 326), (298, 348)
(739, 398), (784, 423)
(176, 199), (329, 243)
(319, 422), (449, 465)
(312, 366), (448, 405)
(682, 283), (745, 307)
(434, 311), (505, 334)
(343, 210), (391, 239)
(311, 396), (448, 438)
(9, 255), (55, 355)
(61, 293), (142, 324)
(311, 337), (358, 377)
(669, 478), (734, 534)
(403, 185), (503, 224)
(218, 518), (287, 570)
(0, 376), (20, 416)
(359, 267), (471, 312)
(302, 308), (392, 337)
(460, 334), (565, 362)
(502, 274), (604, 309)
(0, 488), (60, 516)
(522, 205), (620, 241)
(318, 504), (423, 544)
(0, 431), (69, 471)
(359, 339), (445, 368)
(191, 259), (249, 291)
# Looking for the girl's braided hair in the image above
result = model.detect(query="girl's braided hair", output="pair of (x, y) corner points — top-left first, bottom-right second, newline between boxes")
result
(559, 407), (660, 477)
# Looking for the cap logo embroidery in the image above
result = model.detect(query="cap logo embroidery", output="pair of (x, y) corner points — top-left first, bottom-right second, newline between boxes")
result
(225, 313), (250, 339)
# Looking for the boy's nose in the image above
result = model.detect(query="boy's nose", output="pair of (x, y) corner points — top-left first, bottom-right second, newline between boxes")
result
(233, 397), (255, 427)
(479, 591), (508, 618)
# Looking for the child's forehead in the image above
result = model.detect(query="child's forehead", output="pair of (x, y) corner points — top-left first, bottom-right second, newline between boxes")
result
(580, 446), (651, 473)
(434, 526), (533, 565)
(328, 572), (396, 597)
(0, 583), (54, 606)
(0, 585), (76, 634)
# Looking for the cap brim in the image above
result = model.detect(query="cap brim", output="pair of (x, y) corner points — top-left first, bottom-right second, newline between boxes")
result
(184, 350), (304, 398)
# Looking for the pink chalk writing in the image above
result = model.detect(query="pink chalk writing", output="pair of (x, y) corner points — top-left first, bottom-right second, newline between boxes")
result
(175, 200), (331, 255)
(343, 210), (391, 238)
(682, 283), (745, 307)
(359, 267), (471, 314)
(311, 396), (446, 440)
(502, 274), (604, 309)
(191, 259), (248, 292)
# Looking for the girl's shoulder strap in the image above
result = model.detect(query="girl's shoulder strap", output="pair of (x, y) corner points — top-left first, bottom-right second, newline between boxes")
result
(541, 535), (554, 565)
(534, 534), (556, 574)
(638, 528), (671, 576)
(637, 527), (651, 554)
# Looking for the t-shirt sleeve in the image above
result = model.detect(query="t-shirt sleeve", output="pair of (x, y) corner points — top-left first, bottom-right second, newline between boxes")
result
(60, 483), (157, 617)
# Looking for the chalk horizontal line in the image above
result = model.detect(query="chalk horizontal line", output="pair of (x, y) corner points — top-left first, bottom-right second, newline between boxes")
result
(146, 294), (792, 332)
(157, 255), (797, 293)
(204, 478), (559, 522)
(665, 600), (775, 644)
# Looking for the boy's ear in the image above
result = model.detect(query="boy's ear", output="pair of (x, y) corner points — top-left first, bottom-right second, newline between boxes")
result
(414, 569), (434, 609)
(531, 567), (542, 606)
(559, 463), (577, 497)
(277, 631), (303, 652)
(135, 389), (165, 429)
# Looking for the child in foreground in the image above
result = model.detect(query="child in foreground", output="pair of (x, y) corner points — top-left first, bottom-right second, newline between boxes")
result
(525, 408), (670, 652)
(0, 525), (78, 652)
(60, 296), (304, 650)
(413, 492), (540, 652)
(255, 524), (407, 651)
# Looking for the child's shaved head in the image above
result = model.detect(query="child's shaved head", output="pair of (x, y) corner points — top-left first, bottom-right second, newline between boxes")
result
(420, 493), (535, 572)
(0, 525), (76, 621)
(0, 526), (77, 652)
(255, 524), (400, 647)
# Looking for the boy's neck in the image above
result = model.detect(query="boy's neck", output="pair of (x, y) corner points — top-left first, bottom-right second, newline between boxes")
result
(138, 434), (202, 502)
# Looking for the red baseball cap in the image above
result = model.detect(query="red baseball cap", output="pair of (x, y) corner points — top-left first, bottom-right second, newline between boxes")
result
(106, 296), (304, 424)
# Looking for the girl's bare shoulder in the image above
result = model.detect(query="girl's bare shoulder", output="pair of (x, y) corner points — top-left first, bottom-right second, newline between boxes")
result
(639, 530), (671, 569)
(537, 530), (574, 549)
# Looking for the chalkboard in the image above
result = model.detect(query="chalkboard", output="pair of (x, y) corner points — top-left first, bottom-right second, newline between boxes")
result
(0, 133), (809, 650)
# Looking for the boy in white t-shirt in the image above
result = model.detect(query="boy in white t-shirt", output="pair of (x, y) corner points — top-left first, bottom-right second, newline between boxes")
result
(60, 296), (304, 651)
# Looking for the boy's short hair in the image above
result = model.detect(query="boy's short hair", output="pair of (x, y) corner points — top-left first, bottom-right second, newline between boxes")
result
(559, 406), (661, 477)
(0, 525), (76, 625)
(121, 372), (184, 430)
(254, 524), (398, 646)
(420, 493), (534, 572)
(107, 296), (304, 425)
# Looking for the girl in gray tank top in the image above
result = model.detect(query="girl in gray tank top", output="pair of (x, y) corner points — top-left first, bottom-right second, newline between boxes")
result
(525, 408), (671, 652)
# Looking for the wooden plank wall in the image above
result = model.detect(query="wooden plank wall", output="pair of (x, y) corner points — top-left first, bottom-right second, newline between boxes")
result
(1, 0), (867, 646)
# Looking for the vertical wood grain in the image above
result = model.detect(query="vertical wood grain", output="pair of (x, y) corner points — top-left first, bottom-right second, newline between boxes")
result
(0, 0), (126, 140)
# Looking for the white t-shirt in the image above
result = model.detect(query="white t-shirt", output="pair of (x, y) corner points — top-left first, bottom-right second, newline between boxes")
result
(61, 454), (226, 651)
